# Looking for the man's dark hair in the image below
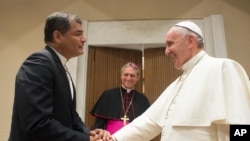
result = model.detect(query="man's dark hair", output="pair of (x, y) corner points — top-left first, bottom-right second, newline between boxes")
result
(44, 12), (82, 43)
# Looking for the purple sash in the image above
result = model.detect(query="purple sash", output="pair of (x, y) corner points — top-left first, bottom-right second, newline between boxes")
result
(106, 119), (130, 134)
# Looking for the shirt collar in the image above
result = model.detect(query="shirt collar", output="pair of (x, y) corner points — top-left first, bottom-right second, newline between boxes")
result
(181, 50), (206, 72)
(48, 46), (68, 67)
(121, 85), (134, 93)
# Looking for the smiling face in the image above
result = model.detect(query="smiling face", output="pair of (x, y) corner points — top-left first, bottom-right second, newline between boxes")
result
(165, 26), (194, 70)
(121, 66), (140, 89)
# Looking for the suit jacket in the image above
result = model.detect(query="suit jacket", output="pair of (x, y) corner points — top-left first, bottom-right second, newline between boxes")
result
(9, 46), (89, 141)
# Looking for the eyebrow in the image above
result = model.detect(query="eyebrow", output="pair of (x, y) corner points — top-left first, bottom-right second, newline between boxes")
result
(74, 29), (83, 34)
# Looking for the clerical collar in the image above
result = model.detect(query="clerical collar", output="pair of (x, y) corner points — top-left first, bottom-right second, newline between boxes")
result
(121, 85), (134, 93)
(181, 50), (206, 72)
(48, 46), (68, 67)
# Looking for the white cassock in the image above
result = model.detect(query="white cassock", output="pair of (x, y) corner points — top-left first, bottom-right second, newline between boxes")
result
(112, 50), (250, 141)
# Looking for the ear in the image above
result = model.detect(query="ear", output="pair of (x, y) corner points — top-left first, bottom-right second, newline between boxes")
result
(135, 75), (140, 81)
(187, 34), (195, 49)
(53, 31), (62, 43)
(188, 34), (195, 43)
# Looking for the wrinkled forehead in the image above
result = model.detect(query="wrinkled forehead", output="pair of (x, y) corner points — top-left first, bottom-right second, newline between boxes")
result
(121, 67), (139, 78)
(166, 27), (183, 39)
(122, 66), (137, 73)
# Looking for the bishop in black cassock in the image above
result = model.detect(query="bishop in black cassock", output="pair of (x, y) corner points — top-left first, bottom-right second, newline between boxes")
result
(90, 86), (150, 134)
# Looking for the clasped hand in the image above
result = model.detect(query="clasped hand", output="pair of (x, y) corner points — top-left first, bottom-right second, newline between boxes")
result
(89, 129), (113, 141)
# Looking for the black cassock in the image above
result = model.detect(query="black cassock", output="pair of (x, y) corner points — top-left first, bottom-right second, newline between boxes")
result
(90, 87), (150, 131)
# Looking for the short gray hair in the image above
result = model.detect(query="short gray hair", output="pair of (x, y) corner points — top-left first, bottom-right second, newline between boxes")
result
(121, 62), (140, 76)
(175, 26), (204, 48)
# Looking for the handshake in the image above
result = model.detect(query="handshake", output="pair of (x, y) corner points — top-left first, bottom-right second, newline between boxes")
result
(89, 129), (115, 141)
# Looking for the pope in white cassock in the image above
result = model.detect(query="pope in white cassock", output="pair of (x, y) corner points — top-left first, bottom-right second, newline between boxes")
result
(112, 21), (250, 141)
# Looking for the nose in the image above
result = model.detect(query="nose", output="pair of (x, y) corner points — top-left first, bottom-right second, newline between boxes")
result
(82, 35), (87, 43)
(165, 47), (170, 55)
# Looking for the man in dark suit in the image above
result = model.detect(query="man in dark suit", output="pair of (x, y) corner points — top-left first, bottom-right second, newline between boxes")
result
(8, 12), (112, 141)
